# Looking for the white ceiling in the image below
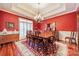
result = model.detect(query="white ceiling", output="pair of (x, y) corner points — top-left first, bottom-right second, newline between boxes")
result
(0, 3), (79, 21)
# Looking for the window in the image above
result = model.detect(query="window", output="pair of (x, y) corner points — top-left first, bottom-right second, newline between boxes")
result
(19, 18), (33, 39)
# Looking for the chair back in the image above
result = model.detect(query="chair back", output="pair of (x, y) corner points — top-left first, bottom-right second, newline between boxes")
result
(70, 32), (77, 38)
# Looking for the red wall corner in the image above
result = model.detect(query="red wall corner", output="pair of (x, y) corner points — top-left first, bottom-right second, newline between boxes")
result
(41, 12), (77, 31)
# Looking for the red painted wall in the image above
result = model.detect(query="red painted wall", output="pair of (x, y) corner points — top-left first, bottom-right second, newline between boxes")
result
(0, 11), (19, 31)
(34, 23), (42, 31)
(0, 10), (36, 31)
(0, 10), (77, 32)
(32, 20), (38, 30)
(0, 11), (4, 31)
(41, 12), (77, 31)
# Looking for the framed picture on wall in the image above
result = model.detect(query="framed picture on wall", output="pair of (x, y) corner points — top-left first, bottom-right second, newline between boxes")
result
(7, 22), (14, 29)
(51, 22), (56, 31)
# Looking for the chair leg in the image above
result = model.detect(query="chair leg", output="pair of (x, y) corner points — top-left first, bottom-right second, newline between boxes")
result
(65, 39), (66, 43)
(70, 38), (77, 45)
(65, 38), (69, 43)
(74, 39), (77, 45)
(69, 39), (71, 44)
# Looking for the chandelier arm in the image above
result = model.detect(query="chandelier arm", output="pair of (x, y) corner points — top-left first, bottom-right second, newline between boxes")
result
(34, 3), (43, 23)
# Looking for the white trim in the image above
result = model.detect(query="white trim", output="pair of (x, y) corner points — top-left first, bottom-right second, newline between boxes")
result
(26, 20), (33, 23)
(0, 3), (78, 21)
(59, 31), (78, 44)
(19, 17), (33, 40)
(0, 0), (79, 3)
(19, 18), (33, 23)
(44, 9), (76, 20)
(19, 18), (27, 22)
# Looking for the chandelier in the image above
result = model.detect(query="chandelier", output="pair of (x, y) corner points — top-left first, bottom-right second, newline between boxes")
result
(34, 3), (43, 23)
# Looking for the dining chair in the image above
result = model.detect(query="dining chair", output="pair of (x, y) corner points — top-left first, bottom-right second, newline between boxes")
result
(65, 32), (77, 45)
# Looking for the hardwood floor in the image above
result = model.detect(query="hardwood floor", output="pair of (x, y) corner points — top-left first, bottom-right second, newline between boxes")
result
(0, 42), (22, 56)
(22, 40), (79, 56)
(68, 44), (79, 56)
(0, 41), (78, 56)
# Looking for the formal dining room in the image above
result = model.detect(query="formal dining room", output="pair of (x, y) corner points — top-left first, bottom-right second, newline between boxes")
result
(0, 3), (79, 56)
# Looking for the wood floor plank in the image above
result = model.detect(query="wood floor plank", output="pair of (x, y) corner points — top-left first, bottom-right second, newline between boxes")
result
(6, 43), (14, 56)
(0, 42), (19, 56)
(0, 44), (7, 56)
(11, 43), (17, 56)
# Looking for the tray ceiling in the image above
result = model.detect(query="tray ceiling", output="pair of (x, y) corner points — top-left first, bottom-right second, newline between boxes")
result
(0, 3), (78, 21)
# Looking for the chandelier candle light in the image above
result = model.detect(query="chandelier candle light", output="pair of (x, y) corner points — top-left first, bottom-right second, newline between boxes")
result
(34, 3), (44, 23)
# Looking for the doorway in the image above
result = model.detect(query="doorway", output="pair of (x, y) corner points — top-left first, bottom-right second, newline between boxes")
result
(19, 18), (33, 40)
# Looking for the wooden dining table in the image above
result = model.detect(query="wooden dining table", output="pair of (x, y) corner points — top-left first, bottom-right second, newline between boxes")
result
(28, 31), (57, 55)
(39, 31), (55, 38)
